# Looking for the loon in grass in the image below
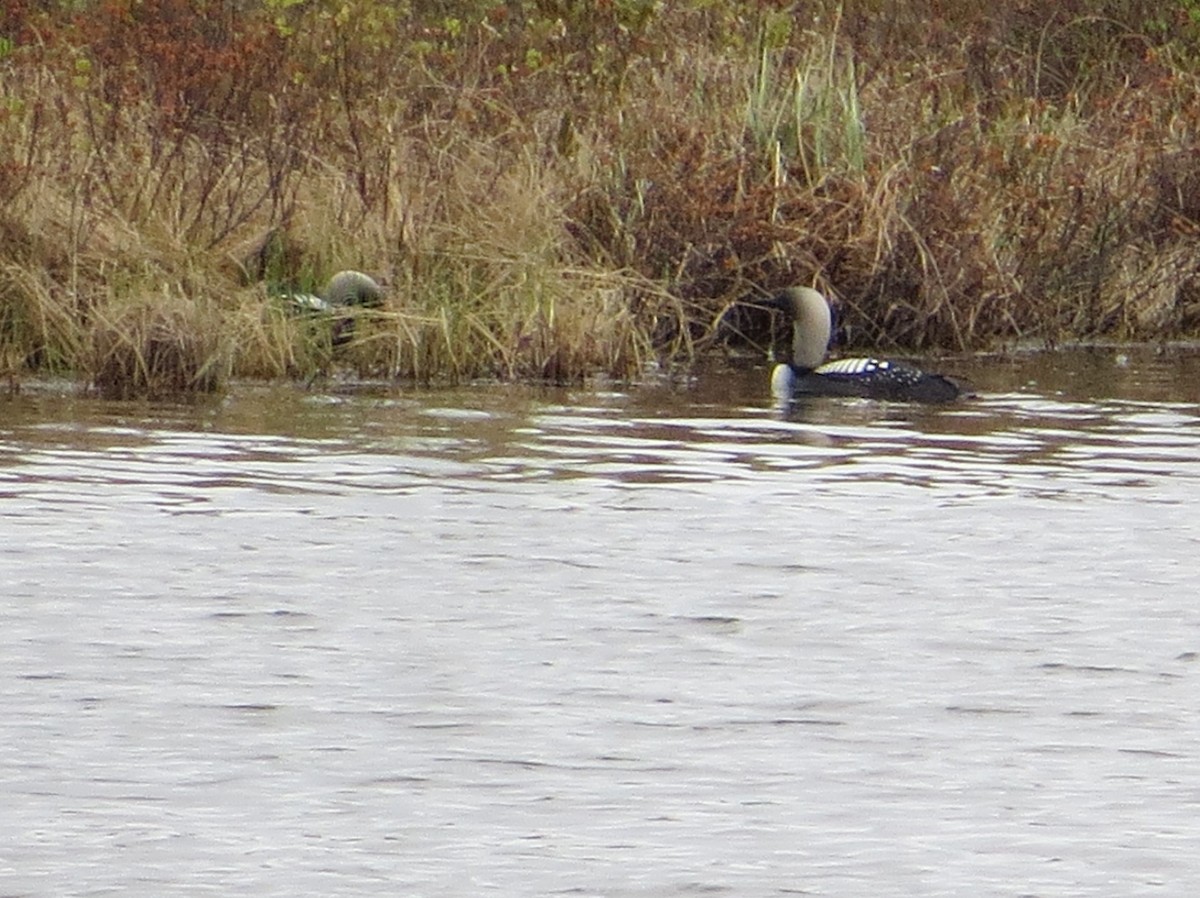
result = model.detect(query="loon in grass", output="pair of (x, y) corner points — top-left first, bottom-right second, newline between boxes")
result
(285, 270), (383, 314)
(283, 270), (384, 345)
(763, 287), (971, 404)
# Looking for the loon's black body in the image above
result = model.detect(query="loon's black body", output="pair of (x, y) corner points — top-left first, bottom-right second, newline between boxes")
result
(763, 287), (971, 404)
(780, 359), (967, 404)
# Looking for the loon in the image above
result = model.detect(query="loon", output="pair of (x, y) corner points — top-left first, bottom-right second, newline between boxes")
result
(285, 270), (383, 314)
(283, 270), (384, 345)
(763, 287), (970, 404)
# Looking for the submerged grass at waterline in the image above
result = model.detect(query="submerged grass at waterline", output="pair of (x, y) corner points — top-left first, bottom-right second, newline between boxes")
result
(4, 1), (1200, 396)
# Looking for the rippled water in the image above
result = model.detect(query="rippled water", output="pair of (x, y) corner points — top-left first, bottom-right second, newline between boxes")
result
(3, 347), (1200, 897)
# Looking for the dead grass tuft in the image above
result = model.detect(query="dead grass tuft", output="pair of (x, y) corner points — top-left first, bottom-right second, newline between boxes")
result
(91, 295), (227, 399)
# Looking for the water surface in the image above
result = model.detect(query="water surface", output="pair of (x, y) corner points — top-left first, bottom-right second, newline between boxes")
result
(3, 347), (1200, 897)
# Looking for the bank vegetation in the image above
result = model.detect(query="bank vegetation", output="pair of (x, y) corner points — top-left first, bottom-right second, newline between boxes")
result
(3, 0), (1200, 395)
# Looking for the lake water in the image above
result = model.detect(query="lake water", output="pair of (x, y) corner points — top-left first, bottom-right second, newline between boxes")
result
(3, 347), (1200, 897)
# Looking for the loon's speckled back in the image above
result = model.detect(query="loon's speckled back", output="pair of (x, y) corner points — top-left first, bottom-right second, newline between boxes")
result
(763, 287), (971, 404)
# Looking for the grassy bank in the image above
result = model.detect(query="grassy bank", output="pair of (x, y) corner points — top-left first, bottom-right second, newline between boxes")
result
(3, 0), (1200, 396)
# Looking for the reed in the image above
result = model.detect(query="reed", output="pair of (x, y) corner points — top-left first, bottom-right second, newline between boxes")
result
(2, 0), (1200, 396)
(91, 291), (228, 399)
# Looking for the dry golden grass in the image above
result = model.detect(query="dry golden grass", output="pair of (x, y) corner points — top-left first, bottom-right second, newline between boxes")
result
(3, 1), (1200, 396)
(91, 293), (227, 399)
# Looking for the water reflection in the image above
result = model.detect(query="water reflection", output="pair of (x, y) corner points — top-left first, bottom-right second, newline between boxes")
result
(2, 347), (1200, 897)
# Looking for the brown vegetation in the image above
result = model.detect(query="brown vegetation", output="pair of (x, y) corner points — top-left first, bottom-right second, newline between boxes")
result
(3, 1), (1200, 395)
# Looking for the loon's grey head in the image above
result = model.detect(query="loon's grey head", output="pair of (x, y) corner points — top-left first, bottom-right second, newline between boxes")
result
(322, 270), (384, 308)
(763, 287), (832, 370)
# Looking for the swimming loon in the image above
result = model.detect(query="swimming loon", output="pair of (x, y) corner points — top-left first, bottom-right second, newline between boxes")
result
(763, 287), (970, 404)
